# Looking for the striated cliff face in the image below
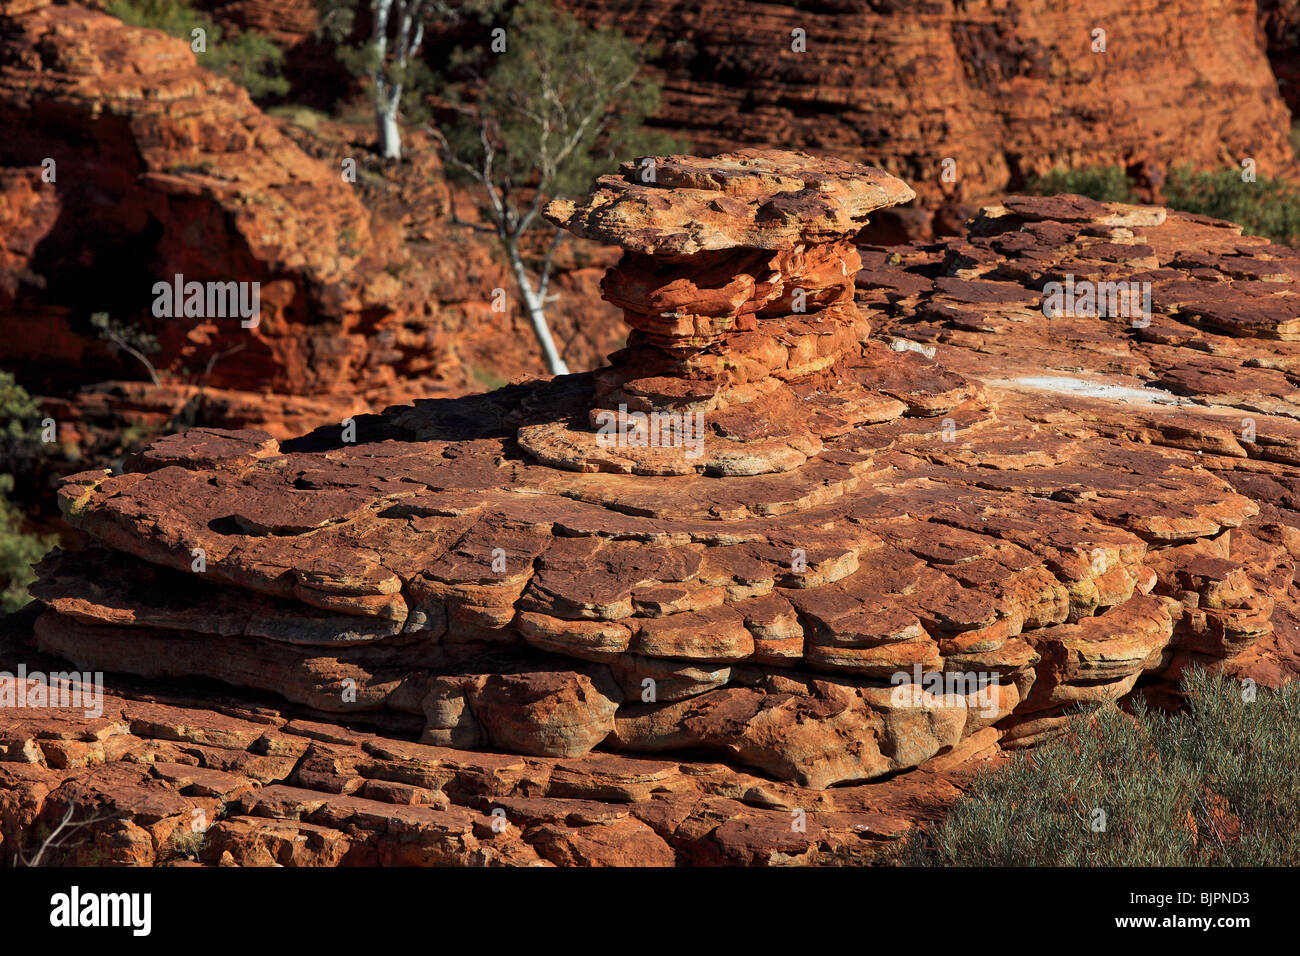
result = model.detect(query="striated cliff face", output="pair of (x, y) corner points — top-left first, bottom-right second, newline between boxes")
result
(194, 0), (1298, 238)
(560, 0), (1296, 207)
(187, 0), (318, 44)
(190, 0), (1300, 209)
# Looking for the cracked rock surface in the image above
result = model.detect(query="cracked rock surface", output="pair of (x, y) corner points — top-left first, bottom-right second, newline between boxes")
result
(5, 158), (1300, 865)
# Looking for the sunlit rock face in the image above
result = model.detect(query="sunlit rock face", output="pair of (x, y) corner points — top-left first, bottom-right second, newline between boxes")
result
(531, 149), (930, 477)
(0, 0), (626, 447)
(557, 0), (1297, 209)
(7, 150), (1300, 866)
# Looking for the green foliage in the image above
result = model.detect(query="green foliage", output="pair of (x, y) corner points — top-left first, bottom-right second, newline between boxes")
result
(439, 0), (684, 203)
(91, 311), (161, 385)
(333, 33), (435, 122)
(1024, 163), (1300, 245)
(0, 370), (43, 481)
(210, 29), (290, 100)
(908, 670), (1300, 866)
(430, 1), (684, 373)
(314, 0), (495, 131)
(1024, 165), (1139, 204)
(1164, 166), (1300, 247)
(105, 0), (194, 34)
(106, 0), (288, 99)
(0, 373), (54, 614)
(90, 311), (158, 359)
(0, 476), (53, 613)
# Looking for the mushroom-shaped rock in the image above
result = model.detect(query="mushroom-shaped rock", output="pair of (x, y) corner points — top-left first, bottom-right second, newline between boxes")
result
(526, 149), (934, 477)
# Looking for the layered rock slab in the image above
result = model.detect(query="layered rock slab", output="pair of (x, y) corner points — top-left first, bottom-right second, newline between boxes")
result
(863, 193), (1300, 734)
(533, 150), (934, 477)
(10, 157), (1298, 867)
(27, 161), (1275, 788)
(0, 611), (991, 866)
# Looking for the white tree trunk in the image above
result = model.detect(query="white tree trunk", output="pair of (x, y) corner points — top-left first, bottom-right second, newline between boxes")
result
(508, 250), (569, 376)
(377, 103), (401, 160)
(371, 0), (400, 161)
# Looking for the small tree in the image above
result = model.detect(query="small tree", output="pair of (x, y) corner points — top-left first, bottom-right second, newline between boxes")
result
(0, 373), (55, 613)
(429, 0), (681, 375)
(317, 1), (498, 160)
(91, 311), (161, 386)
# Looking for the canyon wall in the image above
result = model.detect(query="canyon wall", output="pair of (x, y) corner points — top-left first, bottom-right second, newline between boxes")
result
(190, 0), (1300, 208)
(560, 0), (1296, 208)
(197, 0), (1300, 234)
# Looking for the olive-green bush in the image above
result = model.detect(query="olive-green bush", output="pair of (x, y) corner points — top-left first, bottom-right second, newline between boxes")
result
(908, 670), (1300, 866)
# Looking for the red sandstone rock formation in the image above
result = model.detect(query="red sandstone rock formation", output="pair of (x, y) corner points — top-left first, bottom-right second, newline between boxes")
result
(193, 0), (318, 46)
(6, 0), (1297, 451)
(558, 0), (1296, 213)
(5, 151), (1299, 865)
(0, 607), (988, 866)
(0, 0), (624, 440)
(534, 151), (923, 476)
(861, 194), (1300, 693)
(188, 0), (1300, 244)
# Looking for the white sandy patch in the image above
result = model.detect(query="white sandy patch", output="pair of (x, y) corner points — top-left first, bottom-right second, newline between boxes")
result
(992, 375), (1195, 407)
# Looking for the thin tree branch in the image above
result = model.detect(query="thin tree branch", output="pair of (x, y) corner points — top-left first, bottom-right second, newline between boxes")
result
(102, 328), (161, 386)
(537, 227), (567, 301)
(22, 792), (117, 867)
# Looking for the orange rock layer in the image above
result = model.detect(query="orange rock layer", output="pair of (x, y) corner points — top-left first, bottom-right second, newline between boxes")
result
(5, 159), (1300, 866)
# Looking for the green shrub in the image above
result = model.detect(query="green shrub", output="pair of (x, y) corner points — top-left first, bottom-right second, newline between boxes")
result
(106, 0), (194, 34)
(907, 669), (1300, 865)
(1025, 163), (1300, 245)
(106, 0), (288, 99)
(0, 370), (43, 483)
(0, 373), (54, 613)
(1024, 165), (1139, 204)
(1164, 166), (1300, 246)
(0, 476), (54, 613)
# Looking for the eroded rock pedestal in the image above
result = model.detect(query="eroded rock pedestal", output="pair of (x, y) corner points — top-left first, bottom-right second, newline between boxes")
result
(5, 152), (1298, 866)
(527, 151), (920, 476)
